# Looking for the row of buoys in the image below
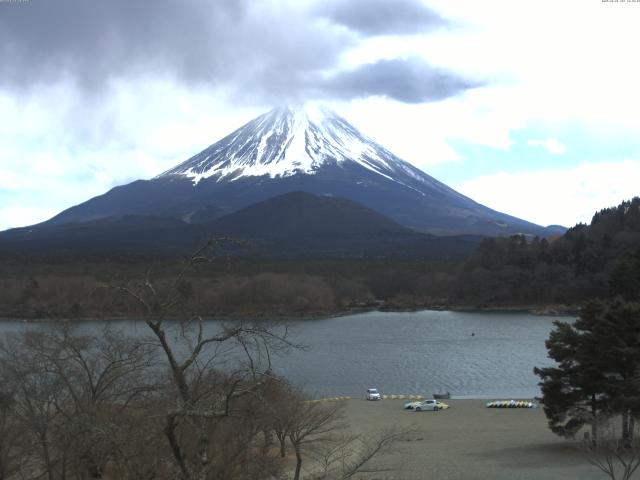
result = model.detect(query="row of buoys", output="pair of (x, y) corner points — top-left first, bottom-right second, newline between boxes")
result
(306, 396), (352, 403)
(308, 394), (425, 403)
(486, 400), (537, 408)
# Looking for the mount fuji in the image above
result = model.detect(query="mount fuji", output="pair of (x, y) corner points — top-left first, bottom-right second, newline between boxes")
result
(42, 103), (558, 238)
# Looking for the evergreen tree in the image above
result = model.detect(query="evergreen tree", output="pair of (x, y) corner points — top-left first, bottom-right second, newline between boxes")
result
(535, 299), (640, 445)
(588, 300), (640, 447)
(610, 247), (640, 300)
(534, 317), (608, 443)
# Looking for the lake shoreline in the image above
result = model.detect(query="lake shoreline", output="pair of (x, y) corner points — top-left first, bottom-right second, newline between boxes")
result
(339, 398), (599, 479)
(0, 302), (579, 323)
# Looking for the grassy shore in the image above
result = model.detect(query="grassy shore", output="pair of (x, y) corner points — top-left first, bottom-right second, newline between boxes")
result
(339, 399), (602, 480)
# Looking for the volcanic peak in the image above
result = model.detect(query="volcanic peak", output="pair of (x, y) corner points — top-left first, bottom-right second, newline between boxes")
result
(158, 103), (431, 190)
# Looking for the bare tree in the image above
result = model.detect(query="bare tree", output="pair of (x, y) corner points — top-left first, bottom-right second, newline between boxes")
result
(287, 400), (347, 480)
(0, 324), (160, 480)
(0, 331), (69, 480)
(584, 418), (640, 480)
(260, 374), (300, 458)
(0, 239), (407, 480)
(260, 381), (409, 480)
(309, 428), (408, 480)
(98, 404), (170, 480)
(0, 390), (22, 480)
(114, 240), (294, 480)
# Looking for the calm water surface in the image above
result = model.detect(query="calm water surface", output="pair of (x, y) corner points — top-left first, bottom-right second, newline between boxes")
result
(275, 310), (570, 399)
(0, 310), (573, 399)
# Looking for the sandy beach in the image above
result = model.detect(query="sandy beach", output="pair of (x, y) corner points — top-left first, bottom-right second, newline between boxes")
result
(339, 398), (603, 480)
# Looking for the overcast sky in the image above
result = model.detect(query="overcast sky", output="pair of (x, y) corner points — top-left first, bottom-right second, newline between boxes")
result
(1, 0), (639, 230)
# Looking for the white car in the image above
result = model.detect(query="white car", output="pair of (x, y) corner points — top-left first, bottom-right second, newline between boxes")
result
(406, 399), (448, 411)
(365, 388), (381, 400)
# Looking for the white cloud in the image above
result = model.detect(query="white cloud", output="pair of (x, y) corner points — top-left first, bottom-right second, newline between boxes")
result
(333, 88), (516, 169)
(343, 0), (640, 155)
(454, 159), (640, 227)
(0, 81), (266, 230)
(1, 0), (640, 231)
(0, 206), (60, 231)
(527, 138), (566, 155)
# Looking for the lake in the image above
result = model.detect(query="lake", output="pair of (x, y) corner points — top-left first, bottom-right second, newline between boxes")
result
(0, 310), (573, 399)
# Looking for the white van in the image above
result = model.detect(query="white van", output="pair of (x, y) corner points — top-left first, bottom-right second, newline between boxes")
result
(365, 388), (381, 400)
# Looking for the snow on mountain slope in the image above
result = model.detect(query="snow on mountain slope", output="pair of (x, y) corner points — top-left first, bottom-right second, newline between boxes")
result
(42, 102), (559, 237)
(159, 103), (463, 200)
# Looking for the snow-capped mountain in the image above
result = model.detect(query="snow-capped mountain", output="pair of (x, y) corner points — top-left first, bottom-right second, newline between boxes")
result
(44, 103), (560, 237)
(159, 104), (462, 200)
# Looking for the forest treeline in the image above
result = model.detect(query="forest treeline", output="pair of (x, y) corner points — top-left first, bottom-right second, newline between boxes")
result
(0, 259), (457, 319)
(1, 198), (638, 319)
(453, 197), (640, 307)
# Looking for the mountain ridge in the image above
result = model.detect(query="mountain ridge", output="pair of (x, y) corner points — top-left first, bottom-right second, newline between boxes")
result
(0, 192), (482, 260)
(42, 103), (562, 237)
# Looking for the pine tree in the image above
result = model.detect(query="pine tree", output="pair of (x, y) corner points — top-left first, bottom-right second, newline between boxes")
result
(535, 299), (640, 445)
(588, 300), (640, 447)
(534, 318), (608, 443)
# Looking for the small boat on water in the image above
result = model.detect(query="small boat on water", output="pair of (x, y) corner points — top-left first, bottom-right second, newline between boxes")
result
(433, 391), (450, 400)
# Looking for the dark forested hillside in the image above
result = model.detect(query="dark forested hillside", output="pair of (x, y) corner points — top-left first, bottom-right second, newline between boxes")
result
(1, 198), (637, 319)
(451, 197), (640, 307)
(0, 192), (481, 261)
